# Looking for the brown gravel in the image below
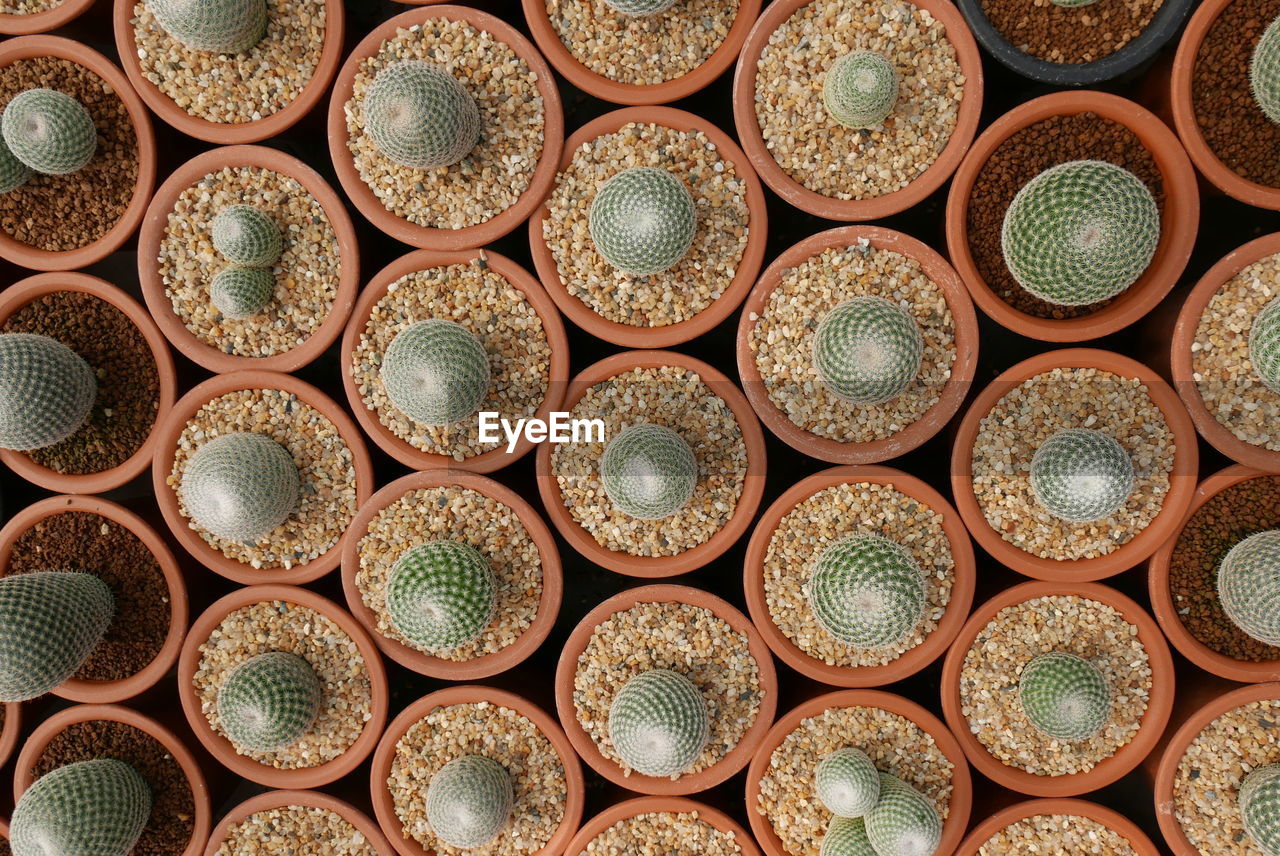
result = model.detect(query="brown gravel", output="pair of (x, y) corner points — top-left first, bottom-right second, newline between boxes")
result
(576, 812), (744, 856)
(976, 813), (1141, 855)
(215, 805), (378, 856)
(979, 0), (1163, 64)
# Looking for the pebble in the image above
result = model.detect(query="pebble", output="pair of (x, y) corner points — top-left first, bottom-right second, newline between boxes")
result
(0, 0), (61, 11)
(976, 813), (1141, 855)
(216, 805), (378, 856)
(576, 812), (743, 856)
(979, 0), (1162, 64)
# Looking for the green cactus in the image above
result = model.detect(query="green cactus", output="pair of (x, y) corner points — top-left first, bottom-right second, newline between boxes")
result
(1217, 529), (1280, 647)
(1029, 428), (1135, 523)
(0, 333), (97, 452)
(1050, 0), (1098, 6)
(1018, 651), (1112, 743)
(600, 423), (698, 521)
(426, 755), (514, 849)
(608, 668), (709, 778)
(1251, 297), (1280, 393)
(380, 319), (490, 427)
(820, 816), (878, 856)
(815, 747), (881, 819)
(179, 431), (300, 544)
(1241, 764), (1280, 856)
(11, 759), (151, 856)
(1253, 16), (1280, 125)
(217, 651), (322, 752)
(813, 296), (924, 406)
(210, 266), (274, 320)
(0, 571), (113, 702)
(602, 0), (678, 15)
(0, 134), (32, 193)
(385, 540), (497, 652)
(149, 0), (267, 54)
(211, 204), (282, 268)
(807, 535), (926, 650)
(364, 60), (481, 170)
(1001, 160), (1160, 306)
(864, 774), (942, 856)
(823, 52), (900, 129)
(588, 166), (697, 277)
(1, 88), (96, 176)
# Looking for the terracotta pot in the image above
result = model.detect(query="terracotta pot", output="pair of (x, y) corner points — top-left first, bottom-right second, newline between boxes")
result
(0, 495), (187, 703)
(204, 790), (395, 856)
(137, 145), (360, 374)
(950, 348), (1199, 581)
(945, 90), (1199, 341)
(0, 36), (156, 271)
(743, 465), (976, 688)
(327, 5), (563, 251)
(745, 689), (972, 856)
(112, 0), (344, 144)
(534, 350), (767, 577)
(14, 703), (213, 856)
(940, 580), (1175, 797)
(178, 584), (389, 789)
(732, 0), (983, 222)
(527, 105), (768, 349)
(151, 370), (374, 586)
(735, 225), (978, 462)
(369, 685), (584, 856)
(340, 470), (562, 680)
(0, 0), (93, 35)
(955, 798), (1160, 856)
(562, 796), (762, 856)
(0, 272), (176, 494)
(0, 701), (20, 770)
(339, 248), (569, 472)
(555, 584), (778, 795)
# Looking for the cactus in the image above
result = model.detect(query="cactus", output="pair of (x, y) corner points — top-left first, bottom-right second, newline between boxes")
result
(1, 88), (96, 176)
(820, 816), (878, 856)
(608, 668), (710, 778)
(1253, 16), (1280, 125)
(815, 747), (881, 819)
(864, 774), (942, 856)
(1029, 428), (1135, 523)
(179, 431), (300, 544)
(385, 540), (497, 652)
(1018, 651), (1112, 743)
(600, 423), (697, 521)
(426, 755), (514, 849)
(0, 134), (32, 193)
(1050, 0), (1098, 6)
(1251, 297), (1280, 393)
(812, 296), (923, 406)
(588, 166), (697, 277)
(807, 535), (926, 650)
(1001, 160), (1160, 306)
(1217, 529), (1280, 647)
(210, 266), (274, 320)
(149, 0), (267, 54)
(0, 571), (113, 702)
(11, 759), (151, 856)
(211, 204), (282, 268)
(217, 651), (322, 752)
(823, 51), (900, 129)
(380, 319), (490, 427)
(363, 61), (481, 170)
(1241, 764), (1280, 856)
(602, 0), (678, 16)
(0, 333), (97, 452)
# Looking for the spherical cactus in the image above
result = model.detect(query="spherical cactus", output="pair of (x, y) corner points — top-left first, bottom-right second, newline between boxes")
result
(1241, 764), (1280, 856)
(588, 166), (697, 276)
(363, 61), (481, 170)
(807, 535), (926, 650)
(0, 571), (113, 702)
(812, 296), (924, 406)
(149, 0), (267, 54)
(600, 423), (698, 521)
(1, 88), (96, 176)
(0, 332), (96, 452)
(1001, 160), (1160, 306)
(815, 747), (881, 819)
(820, 816), (878, 856)
(180, 431), (300, 544)
(385, 540), (497, 652)
(380, 319), (490, 427)
(602, 0), (678, 16)
(864, 774), (942, 856)
(1029, 428), (1135, 523)
(1217, 529), (1280, 647)
(823, 51), (900, 129)
(211, 204), (282, 268)
(426, 755), (514, 849)
(209, 266), (274, 320)
(0, 134), (32, 193)
(608, 668), (710, 778)
(11, 759), (151, 856)
(1251, 297), (1280, 393)
(1018, 651), (1112, 743)
(1253, 16), (1280, 126)
(217, 651), (322, 752)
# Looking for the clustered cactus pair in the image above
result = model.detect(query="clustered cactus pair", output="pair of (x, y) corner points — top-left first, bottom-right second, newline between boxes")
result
(149, 0), (267, 54)
(0, 332), (97, 452)
(0, 87), (97, 194)
(11, 758), (151, 856)
(179, 431), (300, 544)
(208, 204), (282, 320)
(815, 748), (942, 856)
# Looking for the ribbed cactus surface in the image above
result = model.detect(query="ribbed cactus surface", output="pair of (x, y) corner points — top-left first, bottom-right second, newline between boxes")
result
(0, 134), (32, 193)
(813, 296), (923, 406)
(603, 0), (678, 15)
(1029, 428), (1135, 524)
(426, 755), (514, 849)
(0, 332), (97, 452)
(1018, 651), (1112, 743)
(823, 51), (900, 129)
(1001, 160), (1160, 306)
(364, 61), (481, 170)
(864, 773), (942, 856)
(820, 816), (878, 856)
(210, 266), (274, 320)
(149, 0), (268, 54)
(0, 571), (113, 702)
(1251, 297), (1280, 393)
(600, 423), (697, 521)
(380, 319), (490, 427)
(386, 540), (497, 652)
(1254, 16), (1280, 125)
(1217, 529), (1280, 647)
(1, 88), (96, 176)
(816, 747), (881, 819)
(11, 759), (151, 856)
(1241, 764), (1280, 856)
(217, 651), (322, 752)
(608, 668), (710, 778)
(807, 535), (925, 650)
(211, 204), (282, 268)
(588, 166), (697, 276)
(180, 431), (300, 544)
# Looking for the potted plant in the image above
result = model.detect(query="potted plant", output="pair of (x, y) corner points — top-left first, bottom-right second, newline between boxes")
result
(562, 796), (761, 856)
(0, 0), (94, 35)
(955, 798), (1160, 855)
(203, 790), (395, 856)
(528, 105), (767, 349)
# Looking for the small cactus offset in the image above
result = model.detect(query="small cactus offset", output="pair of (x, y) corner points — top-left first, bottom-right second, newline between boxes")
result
(608, 668), (710, 778)
(0, 332), (97, 451)
(813, 296), (924, 406)
(426, 755), (514, 849)
(1001, 160), (1160, 306)
(386, 540), (497, 652)
(1030, 428), (1135, 523)
(149, 0), (267, 54)
(807, 534), (926, 650)
(1217, 529), (1280, 647)
(1251, 297), (1280, 393)
(823, 52), (900, 129)
(864, 774), (942, 856)
(589, 166), (697, 276)
(217, 651), (322, 752)
(11, 759), (151, 856)
(600, 423), (698, 521)
(364, 61), (481, 170)
(1050, 0), (1099, 7)
(210, 266), (275, 320)
(1018, 651), (1112, 743)
(1253, 16), (1280, 125)
(380, 319), (490, 427)
(180, 431), (300, 544)
(820, 816), (878, 856)
(0, 134), (32, 193)
(211, 204), (282, 268)
(815, 747), (881, 819)
(1241, 764), (1280, 856)
(1, 88), (96, 176)
(0, 571), (113, 702)
(602, 0), (679, 16)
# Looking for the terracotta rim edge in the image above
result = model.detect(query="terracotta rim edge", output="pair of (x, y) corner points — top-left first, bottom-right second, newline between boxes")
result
(562, 796), (762, 856)
(203, 790), (396, 856)
(955, 798), (1161, 856)
(0, 0), (94, 35)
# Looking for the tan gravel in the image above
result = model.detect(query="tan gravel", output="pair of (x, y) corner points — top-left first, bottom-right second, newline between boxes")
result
(215, 805), (379, 856)
(576, 811), (744, 856)
(0, 0), (60, 12)
(975, 813), (1141, 856)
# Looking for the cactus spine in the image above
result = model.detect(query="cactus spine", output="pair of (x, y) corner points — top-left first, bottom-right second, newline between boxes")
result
(149, 0), (268, 54)
(608, 668), (710, 778)
(210, 266), (274, 320)
(380, 319), (490, 427)
(11, 759), (151, 856)
(180, 431), (300, 544)
(212, 204), (282, 268)
(385, 540), (497, 652)
(0, 571), (114, 702)
(1029, 428), (1135, 523)
(1254, 16), (1280, 126)
(816, 747), (881, 819)
(1, 88), (96, 176)
(589, 166), (697, 276)
(820, 816), (878, 856)
(813, 296), (923, 406)
(364, 61), (481, 170)
(426, 755), (514, 849)
(1018, 651), (1112, 743)
(600, 423), (698, 521)
(1241, 764), (1280, 856)
(602, 0), (678, 16)
(1050, 0), (1098, 6)
(0, 134), (32, 193)
(0, 332), (97, 452)
(863, 774), (942, 856)
(217, 651), (322, 752)
(824, 52), (900, 129)
(1217, 529), (1280, 647)
(807, 534), (926, 650)
(1252, 297), (1280, 393)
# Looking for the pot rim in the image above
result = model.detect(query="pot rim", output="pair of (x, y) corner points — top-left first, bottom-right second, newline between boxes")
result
(954, 797), (1161, 856)
(561, 796), (762, 856)
(0, 0), (94, 34)
(203, 789), (396, 856)
(0, 702), (20, 770)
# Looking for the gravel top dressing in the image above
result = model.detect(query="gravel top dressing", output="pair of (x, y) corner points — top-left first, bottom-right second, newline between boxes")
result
(215, 805), (379, 856)
(576, 812), (745, 856)
(975, 813), (1142, 855)
(979, 0), (1163, 64)
(0, 0), (62, 12)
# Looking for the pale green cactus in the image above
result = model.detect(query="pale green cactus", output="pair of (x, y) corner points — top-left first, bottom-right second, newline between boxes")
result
(386, 540), (497, 652)
(1, 88), (96, 176)
(180, 431), (300, 544)
(608, 668), (709, 778)
(11, 759), (151, 856)
(807, 535), (926, 650)
(589, 166), (697, 276)
(0, 571), (113, 702)
(212, 204), (282, 268)
(1217, 529), (1280, 647)
(426, 755), (514, 849)
(149, 0), (268, 54)
(600, 423), (697, 521)
(816, 747), (881, 819)
(813, 296), (923, 406)
(1251, 297), (1280, 393)
(217, 651), (322, 752)
(1019, 651), (1112, 743)
(380, 319), (490, 427)
(864, 774), (942, 856)
(824, 51), (899, 129)
(1001, 160), (1160, 306)
(364, 61), (481, 170)
(603, 0), (678, 15)
(1241, 764), (1280, 856)
(210, 266), (274, 320)
(0, 134), (32, 193)
(1030, 428), (1135, 523)
(821, 816), (878, 856)
(0, 333), (97, 452)
(1253, 16), (1280, 125)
